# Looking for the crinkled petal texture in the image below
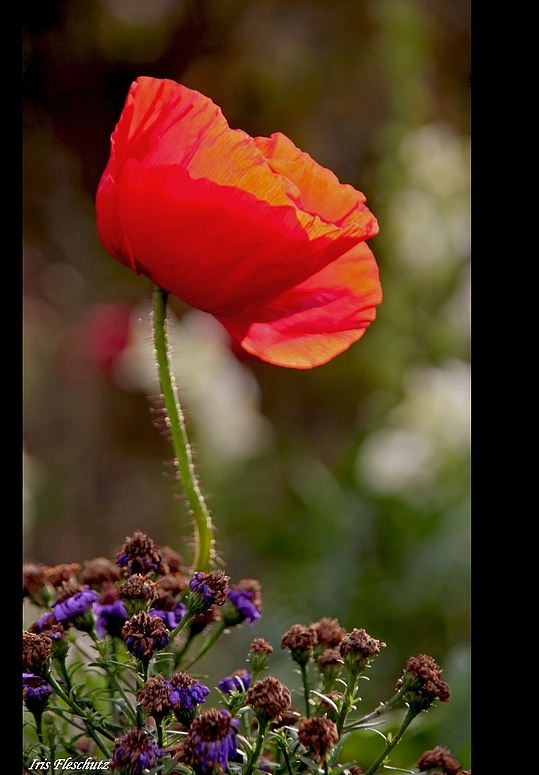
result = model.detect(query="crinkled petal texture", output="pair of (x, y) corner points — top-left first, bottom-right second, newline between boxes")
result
(96, 76), (381, 368)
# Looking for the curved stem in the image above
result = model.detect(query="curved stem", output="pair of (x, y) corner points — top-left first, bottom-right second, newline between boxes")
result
(184, 620), (227, 670)
(152, 286), (215, 571)
(363, 706), (417, 775)
(344, 688), (405, 731)
(173, 628), (197, 669)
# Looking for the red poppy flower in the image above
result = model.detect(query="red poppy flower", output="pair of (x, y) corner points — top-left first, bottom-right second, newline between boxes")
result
(96, 77), (381, 368)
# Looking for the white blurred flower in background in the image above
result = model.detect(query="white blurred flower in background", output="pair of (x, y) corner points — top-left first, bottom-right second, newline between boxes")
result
(115, 305), (274, 472)
(356, 359), (470, 496)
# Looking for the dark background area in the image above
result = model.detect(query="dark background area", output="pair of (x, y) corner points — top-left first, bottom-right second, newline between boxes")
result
(23, 0), (471, 770)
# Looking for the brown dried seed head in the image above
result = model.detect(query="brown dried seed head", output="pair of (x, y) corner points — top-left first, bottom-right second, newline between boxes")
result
(118, 574), (158, 601)
(396, 654), (451, 703)
(312, 617), (347, 647)
(417, 746), (462, 775)
(23, 564), (52, 597)
(117, 531), (162, 574)
(156, 545), (184, 575)
(281, 624), (318, 652)
(81, 557), (121, 586)
(138, 676), (176, 716)
(45, 563), (81, 588)
(23, 631), (52, 674)
(204, 571), (230, 606)
(169, 671), (199, 690)
(298, 716), (339, 759)
(317, 648), (344, 669)
(250, 638), (273, 655)
(246, 676), (291, 720)
(339, 628), (385, 660)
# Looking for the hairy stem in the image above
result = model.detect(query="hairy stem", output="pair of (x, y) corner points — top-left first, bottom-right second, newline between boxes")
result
(152, 286), (215, 571)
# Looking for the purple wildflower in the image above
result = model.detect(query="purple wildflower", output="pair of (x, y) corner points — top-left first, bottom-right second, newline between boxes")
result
(150, 602), (186, 630)
(52, 586), (98, 622)
(110, 729), (160, 773)
(218, 670), (251, 694)
(169, 672), (211, 712)
(122, 612), (170, 662)
(138, 676), (179, 720)
(226, 587), (261, 625)
(186, 709), (239, 773)
(23, 673), (53, 717)
(116, 531), (162, 577)
(94, 599), (129, 638)
(37, 611), (55, 631)
(189, 571), (228, 609)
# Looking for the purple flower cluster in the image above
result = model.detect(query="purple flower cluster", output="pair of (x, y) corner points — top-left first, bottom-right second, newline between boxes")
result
(95, 599), (128, 638)
(23, 673), (53, 716)
(189, 573), (218, 606)
(52, 587), (98, 622)
(189, 709), (239, 774)
(227, 588), (261, 625)
(124, 629), (169, 662)
(173, 679), (210, 712)
(150, 602), (186, 630)
(218, 671), (251, 694)
(110, 729), (160, 773)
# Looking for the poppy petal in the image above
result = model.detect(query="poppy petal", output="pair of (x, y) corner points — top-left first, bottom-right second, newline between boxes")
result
(255, 133), (379, 237)
(101, 158), (369, 316)
(215, 242), (382, 368)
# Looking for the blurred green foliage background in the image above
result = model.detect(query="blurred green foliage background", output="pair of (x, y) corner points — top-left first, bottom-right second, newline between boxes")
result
(23, 0), (470, 770)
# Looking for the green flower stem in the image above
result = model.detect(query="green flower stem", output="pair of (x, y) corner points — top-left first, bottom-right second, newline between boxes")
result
(363, 706), (417, 775)
(55, 655), (72, 695)
(337, 673), (359, 734)
(299, 662), (312, 718)
(152, 285), (215, 572)
(184, 620), (227, 669)
(94, 641), (138, 726)
(275, 734), (294, 775)
(45, 672), (113, 756)
(156, 717), (165, 748)
(168, 612), (195, 645)
(244, 717), (269, 775)
(173, 628), (197, 669)
(344, 688), (405, 731)
(34, 712), (44, 744)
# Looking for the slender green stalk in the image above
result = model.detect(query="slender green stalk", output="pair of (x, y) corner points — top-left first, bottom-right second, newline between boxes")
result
(244, 718), (269, 775)
(363, 706), (417, 775)
(156, 717), (165, 748)
(337, 678), (357, 734)
(35, 713), (44, 744)
(152, 285), (215, 572)
(45, 673), (113, 755)
(184, 620), (227, 669)
(168, 612), (195, 645)
(173, 628), (197, 669)
(344, 688), (405, 731)
(275, 735), (294, 775)
(299, 662), (311, 718)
